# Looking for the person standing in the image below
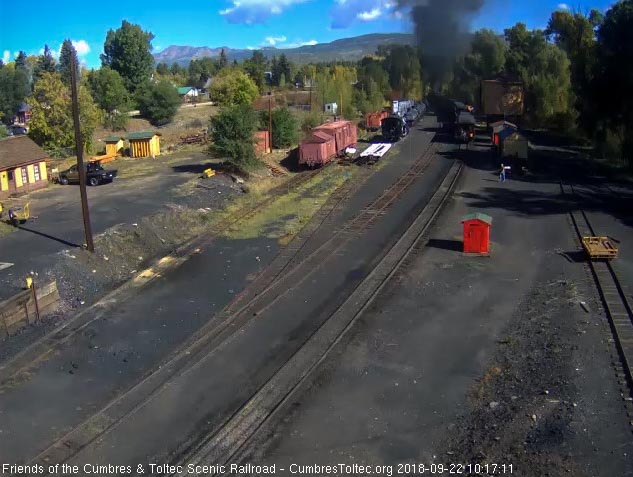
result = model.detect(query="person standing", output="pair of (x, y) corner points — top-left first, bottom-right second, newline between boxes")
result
(499, 163), (506, 182)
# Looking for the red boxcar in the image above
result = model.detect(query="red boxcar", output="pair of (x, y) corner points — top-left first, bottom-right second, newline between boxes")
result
(299, 131), (337, 167)
(365, 110), (389, 130)
(314, 120), (357, 156)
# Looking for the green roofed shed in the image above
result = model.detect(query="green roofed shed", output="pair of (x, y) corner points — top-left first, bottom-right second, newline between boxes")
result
(125, 132), (157, 140)
(125, 132), (161, 158)
(461, 213), (493, 225)
(104, 136), (125, 156)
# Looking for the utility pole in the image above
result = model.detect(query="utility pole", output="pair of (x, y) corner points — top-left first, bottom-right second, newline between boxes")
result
(70, 52), (95, 252)
(268, 91), (273, 153)
(340, 93), (343, 119)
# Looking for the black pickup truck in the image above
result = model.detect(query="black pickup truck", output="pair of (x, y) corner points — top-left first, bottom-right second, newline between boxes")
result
(58, 162), (116, 186)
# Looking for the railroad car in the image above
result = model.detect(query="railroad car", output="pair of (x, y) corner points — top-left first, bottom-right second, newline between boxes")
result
(299, 131), (337, 167)
(365, 110), (390, 130)
(381, 115), (409, 142)
(454, 111), (476, 143)
(313, 121), (357, 156)
(299, 120), (358, 167)
(392, 99), (415, 117)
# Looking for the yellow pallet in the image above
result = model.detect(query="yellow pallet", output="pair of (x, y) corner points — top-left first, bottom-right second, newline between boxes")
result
(582, 236), (618, 260)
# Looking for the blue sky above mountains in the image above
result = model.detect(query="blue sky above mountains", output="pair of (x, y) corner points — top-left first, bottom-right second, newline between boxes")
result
(0, 0), (615, 69)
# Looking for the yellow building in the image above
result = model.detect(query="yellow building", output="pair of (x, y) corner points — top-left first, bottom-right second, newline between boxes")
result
(126, 132), (161, 158)
(104, 136), (125, 156)
(0, 136), (49, 199)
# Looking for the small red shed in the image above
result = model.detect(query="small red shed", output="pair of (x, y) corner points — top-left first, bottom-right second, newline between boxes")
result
(254, 130), (271, 155)
(462, 213), (492, 255)
(299, 131), (337, 167)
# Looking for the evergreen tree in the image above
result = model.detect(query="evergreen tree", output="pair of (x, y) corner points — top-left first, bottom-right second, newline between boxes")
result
(277, 54), (292, 88)
(244, 50), (267, 92)
(210, 104), (259, 173)
(156, 62), (170, 75)
(15, 51), (27, 70)
(33, 45), (56, 83)
(270, 56), (279, 86)
(218, 49), (228, 70)
(101, 20), (155, 93)
(58, 39), (78, 85)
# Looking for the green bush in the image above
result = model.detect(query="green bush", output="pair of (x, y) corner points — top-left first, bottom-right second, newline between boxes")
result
(210, 104), (260, 173)
(260, 108), (299, 148)
(301, 111), (325, 134)
(104, 111), (129, 131)
(0, 124), (8, 138)
(136, 80), (181, 126)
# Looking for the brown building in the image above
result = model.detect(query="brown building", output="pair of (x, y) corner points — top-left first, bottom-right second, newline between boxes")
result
(0, 136), (49, 199)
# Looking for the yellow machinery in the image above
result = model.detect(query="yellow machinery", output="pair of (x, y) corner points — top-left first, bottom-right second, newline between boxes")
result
(582, 236), (618, 260)
(7, 202), (30, 226)
(202, 168), (216, 178)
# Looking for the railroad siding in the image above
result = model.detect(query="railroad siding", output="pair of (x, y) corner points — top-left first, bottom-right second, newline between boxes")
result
(60, 129), (457, 466)
(246, 151), (633, 477)
(0, 117), (444, 464)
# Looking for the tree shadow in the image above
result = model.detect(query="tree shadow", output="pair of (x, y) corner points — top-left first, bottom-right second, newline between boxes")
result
(426, 239), (463, 252)
(171, 162), (225, 174)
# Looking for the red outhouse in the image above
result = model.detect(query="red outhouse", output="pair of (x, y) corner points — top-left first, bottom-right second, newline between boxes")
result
(462, 213), (492, 255)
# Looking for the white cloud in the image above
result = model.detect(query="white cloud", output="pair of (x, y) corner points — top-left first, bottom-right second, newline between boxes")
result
(219, 0), (309, 24)
(557, 3), (570, 10)
(331, 0), (397, 28)
(265, 35), (287, 45)
(357, 8), (382, 21)
(2, 51), (10, 63)
(72, 40), (90, 56)
(280, 39), (319, 48)
(13, 51), (19, 59)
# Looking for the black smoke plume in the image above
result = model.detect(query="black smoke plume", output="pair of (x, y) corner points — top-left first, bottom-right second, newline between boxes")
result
(401, 0), (485, 90)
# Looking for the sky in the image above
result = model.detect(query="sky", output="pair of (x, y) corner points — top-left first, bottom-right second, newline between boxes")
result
(0, 0), (616, 69)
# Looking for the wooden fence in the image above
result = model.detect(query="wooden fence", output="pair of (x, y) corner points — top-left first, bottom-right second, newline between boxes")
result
(0, 281), (60, 336)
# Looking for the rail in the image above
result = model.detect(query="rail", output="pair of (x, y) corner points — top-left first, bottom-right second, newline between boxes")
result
(25, 135), (445, 472)
(561, 182), (633, 394)
(171, 151), (463, 476)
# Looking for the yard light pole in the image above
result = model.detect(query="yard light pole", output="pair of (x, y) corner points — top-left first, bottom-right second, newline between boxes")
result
(268, 91), (272, 153)
(70, 52), (95, 252)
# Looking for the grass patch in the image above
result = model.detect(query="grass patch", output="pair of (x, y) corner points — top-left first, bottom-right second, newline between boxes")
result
(223, 165), (351, 242)
(0, 221), (16, 236)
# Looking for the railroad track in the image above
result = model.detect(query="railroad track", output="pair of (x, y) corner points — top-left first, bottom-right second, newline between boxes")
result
(27, 136), (442, 472)
(561, 182), (633, 396)
(170, 151), (463, 477)
(0, 165), (330, 396)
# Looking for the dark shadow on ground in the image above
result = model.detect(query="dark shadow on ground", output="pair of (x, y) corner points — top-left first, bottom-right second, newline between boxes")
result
(427, 239), (462, 252)
(15, 225), (81, 248)
(171, 162), (226, 174)
(557, 250), (588, 263)
(280, 149), (303, 172)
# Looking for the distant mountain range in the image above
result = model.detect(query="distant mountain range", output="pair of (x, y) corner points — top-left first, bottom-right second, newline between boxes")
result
(153, 33), (415, 66)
